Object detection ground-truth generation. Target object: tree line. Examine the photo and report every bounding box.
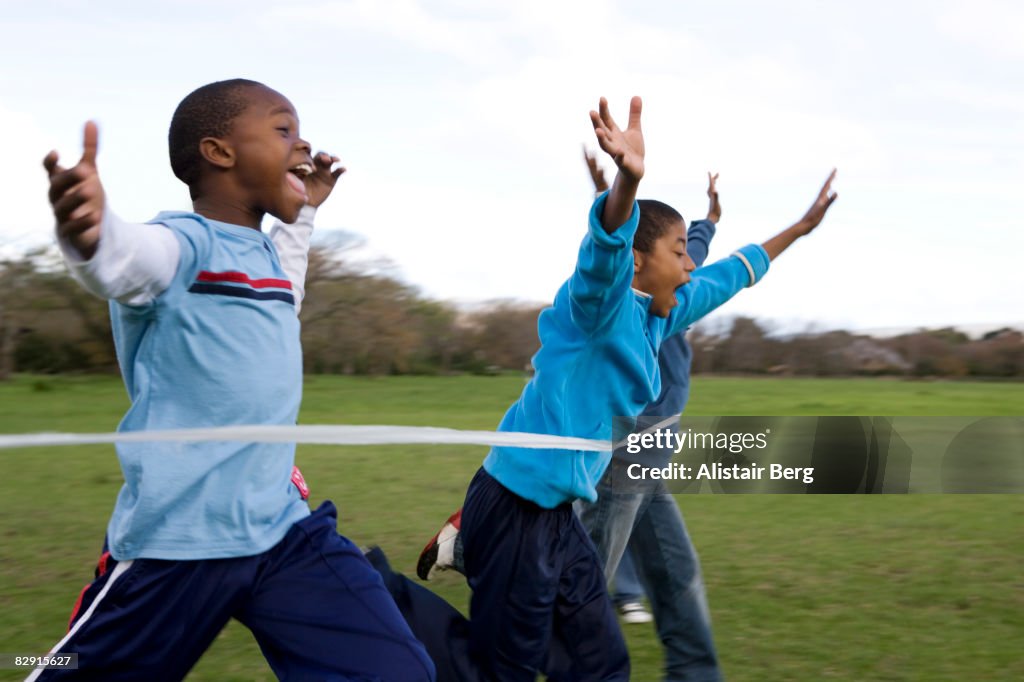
[2,245,1021,379]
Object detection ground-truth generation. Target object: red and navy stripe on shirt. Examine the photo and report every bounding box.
[188,271,294,305]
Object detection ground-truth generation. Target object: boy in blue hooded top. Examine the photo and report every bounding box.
[367,95,838,682]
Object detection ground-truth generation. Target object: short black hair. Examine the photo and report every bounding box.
[168,78,267,187]
[635,199,684,253]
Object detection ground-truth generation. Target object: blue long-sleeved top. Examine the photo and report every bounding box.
[483,193,769,508]
[642,218,715,420]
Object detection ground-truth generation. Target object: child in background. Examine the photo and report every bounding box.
[34,79,433,681]
[579,149,725,681]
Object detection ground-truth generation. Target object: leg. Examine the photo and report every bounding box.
[612,545,645,607]
[614,544,654,624]
[630,489,721,682]
[31,552,246,681]
[545,514,630,682]
[576,457,654,582]
[240,501,436,682]
[460,469,560,681]
[462,468,628,681]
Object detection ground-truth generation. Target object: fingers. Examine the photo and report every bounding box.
[80,121,99,166]
[626,96,642,132]
[590,113,614,155]
[52,187,92,220]
[46,121,101,204]
[52,175,102,222]
[47,164,94,205]
[313,151,337,168]
[707,171,719,191]
[313,151,346,181]
[819,169,838,208]
[43,151,64,177]
[590,99,620,157]
[598,97,616,131]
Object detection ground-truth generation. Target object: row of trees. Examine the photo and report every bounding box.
[2,245,1021,378]
[689,318,1023,378]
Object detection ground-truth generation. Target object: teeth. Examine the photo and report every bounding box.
[290,163,314,177]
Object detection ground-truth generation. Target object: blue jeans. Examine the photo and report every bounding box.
[612,544,646,606]
[577,458,722,682]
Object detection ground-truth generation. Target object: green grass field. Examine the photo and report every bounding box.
[1,374,1022,680]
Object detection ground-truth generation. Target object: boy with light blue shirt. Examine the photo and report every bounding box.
[35,79,434,681]
[369,96,837,681]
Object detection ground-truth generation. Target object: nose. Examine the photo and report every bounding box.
[296,137,311,154]
[683,253,696,273]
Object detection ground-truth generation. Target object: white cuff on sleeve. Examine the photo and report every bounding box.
[732,250,756,287]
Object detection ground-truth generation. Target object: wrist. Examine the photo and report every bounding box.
[791,220,812,236]
[70,231,100,261]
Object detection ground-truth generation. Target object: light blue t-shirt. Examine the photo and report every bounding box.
[106,212,309,560]
[483,193,770,508]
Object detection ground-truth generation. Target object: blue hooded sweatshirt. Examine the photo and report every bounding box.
[483,193,769,508]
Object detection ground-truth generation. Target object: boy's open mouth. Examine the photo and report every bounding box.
[286,162,314,197]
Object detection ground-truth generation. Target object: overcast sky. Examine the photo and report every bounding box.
[1,0,1021,333]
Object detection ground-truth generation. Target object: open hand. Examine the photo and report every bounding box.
[305,151,346,208]
[43,122,105,260]
[582,145,609,193]
[796,169,838,234]
[706,172,721,223]
[590,96,644,182]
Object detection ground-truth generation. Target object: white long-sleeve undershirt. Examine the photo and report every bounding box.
[60,205,317,314]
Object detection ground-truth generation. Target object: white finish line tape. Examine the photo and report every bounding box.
[0,424,613,451]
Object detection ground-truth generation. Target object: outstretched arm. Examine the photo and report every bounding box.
[706,172,721,224]
[686,172,721,268]
[761,170,838,261]
[43,122,104,261]
[270,151,345,313]
[582,145,610,194]
[44,122,180,305]
[590,96,644,233]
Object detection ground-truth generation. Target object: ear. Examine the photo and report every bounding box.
[632,248,644,274]
[198,136,235,170]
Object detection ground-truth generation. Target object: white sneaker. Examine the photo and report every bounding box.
[618,601,653,624]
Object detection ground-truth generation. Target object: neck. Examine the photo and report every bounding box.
[191,196,264,230]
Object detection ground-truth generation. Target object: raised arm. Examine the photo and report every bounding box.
[686,172,721,268]
[706,171,721,224]
[590,96,644,233]
[664,170,837,337]
[582,145,610,194]
[761,170,838,261]
[270,151,344,313]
